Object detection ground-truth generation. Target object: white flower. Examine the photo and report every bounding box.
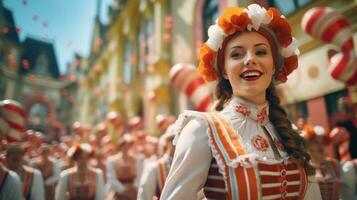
[281,37,300,57]
[314,126,325,136]
[207,24,227,51]
[244,4,272,31]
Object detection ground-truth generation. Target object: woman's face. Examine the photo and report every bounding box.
[223,31,275,104]
[75,153,89,166]
[308,136,326,158]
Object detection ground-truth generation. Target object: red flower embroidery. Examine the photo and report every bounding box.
[257,107,267,124]
[251,135,269,152]
[235,104,251,116]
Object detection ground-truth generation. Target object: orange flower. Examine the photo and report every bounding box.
[266,8,281,24]
[218,7,248,35]
[231,12,252,32]
[198,43,218,82]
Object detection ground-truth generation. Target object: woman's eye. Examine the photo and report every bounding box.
[256,50,267,56]
[231,51,244,58]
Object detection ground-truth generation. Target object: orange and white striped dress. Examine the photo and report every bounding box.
[161,97,322,200]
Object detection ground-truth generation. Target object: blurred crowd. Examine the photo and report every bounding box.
[1,98,357,200]
[0,99,177,200]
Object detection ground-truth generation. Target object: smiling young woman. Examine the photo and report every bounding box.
[160,4,322,200]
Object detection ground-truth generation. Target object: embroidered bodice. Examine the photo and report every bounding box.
[162,96,317,200]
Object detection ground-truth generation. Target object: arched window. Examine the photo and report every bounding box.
[202,0,219,41]
[123,40,132,84]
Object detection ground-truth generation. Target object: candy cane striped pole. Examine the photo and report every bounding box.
[302,7,357,85]
[0,100,26,142]
[170,63,213,111]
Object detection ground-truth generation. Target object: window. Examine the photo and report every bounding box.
[202,0,219,41]
[325,89,348,115]
[137,18,154,74]
[29,103,48,125]
[123,40,132,84]
[35,53,49,76]
[269,0,312,16]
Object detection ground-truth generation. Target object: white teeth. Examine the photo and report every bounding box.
[241,71,261,78]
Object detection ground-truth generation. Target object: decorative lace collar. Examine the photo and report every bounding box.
[224,96,269,125]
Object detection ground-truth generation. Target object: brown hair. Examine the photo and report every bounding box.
[214,31,315,175]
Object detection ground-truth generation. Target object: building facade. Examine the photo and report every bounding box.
[0,1,77,140]
[78,0,357,134]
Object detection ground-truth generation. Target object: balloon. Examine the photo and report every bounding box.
[169,63,212,111]
[301,7,357,85]
[0,100,26,141]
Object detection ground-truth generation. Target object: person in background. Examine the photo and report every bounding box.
[0,123,24,200]
[31,143,61,200]
[55,143,105,200]
[106,134,138,200]
[342,159,357,196]
[302,125,355,199]
[137,130,176,200]
[6,143,45,200]
[0,163,24,200]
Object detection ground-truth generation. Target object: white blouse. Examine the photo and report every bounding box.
[160,96,322,200]
[55,167,105,200]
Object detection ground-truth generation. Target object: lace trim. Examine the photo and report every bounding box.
[172,111,206,145]
[205,118,229,191]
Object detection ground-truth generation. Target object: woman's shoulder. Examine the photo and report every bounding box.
[60,167,76,178]
[170,110,211,145]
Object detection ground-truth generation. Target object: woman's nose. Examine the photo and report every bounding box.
[244,52,257,66]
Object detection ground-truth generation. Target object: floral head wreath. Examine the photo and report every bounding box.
[198,4,300,83]
[67,143,94,159]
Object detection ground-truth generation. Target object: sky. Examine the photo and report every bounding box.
[3,0,113,74]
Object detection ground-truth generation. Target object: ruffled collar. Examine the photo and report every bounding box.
[223,96,269,125]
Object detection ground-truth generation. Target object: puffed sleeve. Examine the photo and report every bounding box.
[160,114,212,200]
[107,158,126,193]
[137,162,158,200]
[1,170,25,200]
[55,170,69,200]
[45,160,61,185]
[95,169,105,200]
[31,168,45,200]
[304,176,322,200]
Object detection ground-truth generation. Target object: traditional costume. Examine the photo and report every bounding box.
[0,164,24,200]
[302,126,356,199]
[21,165,45,200]
[137,154,172,200]
[55,143,105,200]
[55,167,105,200]
[32,156,61,200]
[161,98,321,199]
[106,134,138,200]
[161,4,322,200]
